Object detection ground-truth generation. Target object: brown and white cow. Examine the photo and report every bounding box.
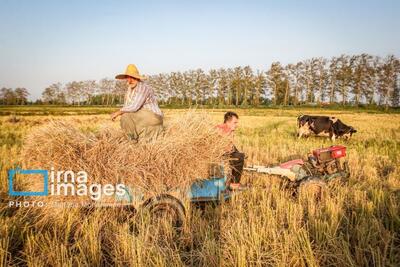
[297,115,357,140]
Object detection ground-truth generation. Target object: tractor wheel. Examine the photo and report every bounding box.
[298,178,327,201]
[138,194,186,235]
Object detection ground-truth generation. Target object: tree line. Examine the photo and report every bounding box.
[0,88,30,105]
[1,54,399,109]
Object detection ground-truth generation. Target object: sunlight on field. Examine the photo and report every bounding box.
[1,108,399,266]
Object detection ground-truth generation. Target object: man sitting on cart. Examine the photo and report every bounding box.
[111,64,164,143]
[216,111,245,190]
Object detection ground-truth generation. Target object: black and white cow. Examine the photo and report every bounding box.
[297,115,357,140]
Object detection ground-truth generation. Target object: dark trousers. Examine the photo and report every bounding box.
[228,146,245,183]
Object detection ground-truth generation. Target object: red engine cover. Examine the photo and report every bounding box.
[313,145,346,159]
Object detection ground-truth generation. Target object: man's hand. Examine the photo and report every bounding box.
[111,110,123,121]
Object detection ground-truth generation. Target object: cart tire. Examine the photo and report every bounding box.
[298,178,327,201]
[141,194,186,230]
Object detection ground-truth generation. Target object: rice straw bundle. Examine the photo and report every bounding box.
[21,112,230,203]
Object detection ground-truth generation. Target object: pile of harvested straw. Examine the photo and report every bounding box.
[21,113,230,200]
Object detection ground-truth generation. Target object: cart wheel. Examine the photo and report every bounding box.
[140,194,186,232]
[298,178,326,201]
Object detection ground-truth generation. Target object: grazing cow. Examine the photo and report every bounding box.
[297,115,357,140]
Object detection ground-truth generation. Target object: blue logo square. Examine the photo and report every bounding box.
[8,168,48,196]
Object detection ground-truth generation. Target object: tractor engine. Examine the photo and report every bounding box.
[308,145,347,175]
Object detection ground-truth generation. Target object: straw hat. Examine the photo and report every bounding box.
[115,64,146,80]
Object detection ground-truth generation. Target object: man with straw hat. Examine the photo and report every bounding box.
[111,64,164,142]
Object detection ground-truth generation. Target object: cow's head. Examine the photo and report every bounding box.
[297,115,309,127]
[343,127,357,140]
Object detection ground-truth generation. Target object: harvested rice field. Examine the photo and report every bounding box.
[1,108,399,266]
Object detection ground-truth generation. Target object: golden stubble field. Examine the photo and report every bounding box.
[0,108,399,267]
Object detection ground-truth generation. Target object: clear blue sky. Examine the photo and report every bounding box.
[0,0,399,100]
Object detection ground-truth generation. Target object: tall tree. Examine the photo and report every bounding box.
[82,80,97,105]
[98,78,115,105]
[266,62,285,105]
[207,69,218,106]
[302,59,317,103]
[286,63,305,105]
[216,68,228,106]
[391,74,400,107]
[377,55,400,110]
[42,85,57,104]
[253,70,266,106]
[229,67,243,106]
[327,57,339,104]
[315,58,328,104]
[241,66,253,107]
[14,88,29,105]
[66,81,82,105]
[0,88,16,105]
[336,55,353,105]
[350,54,375,105]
